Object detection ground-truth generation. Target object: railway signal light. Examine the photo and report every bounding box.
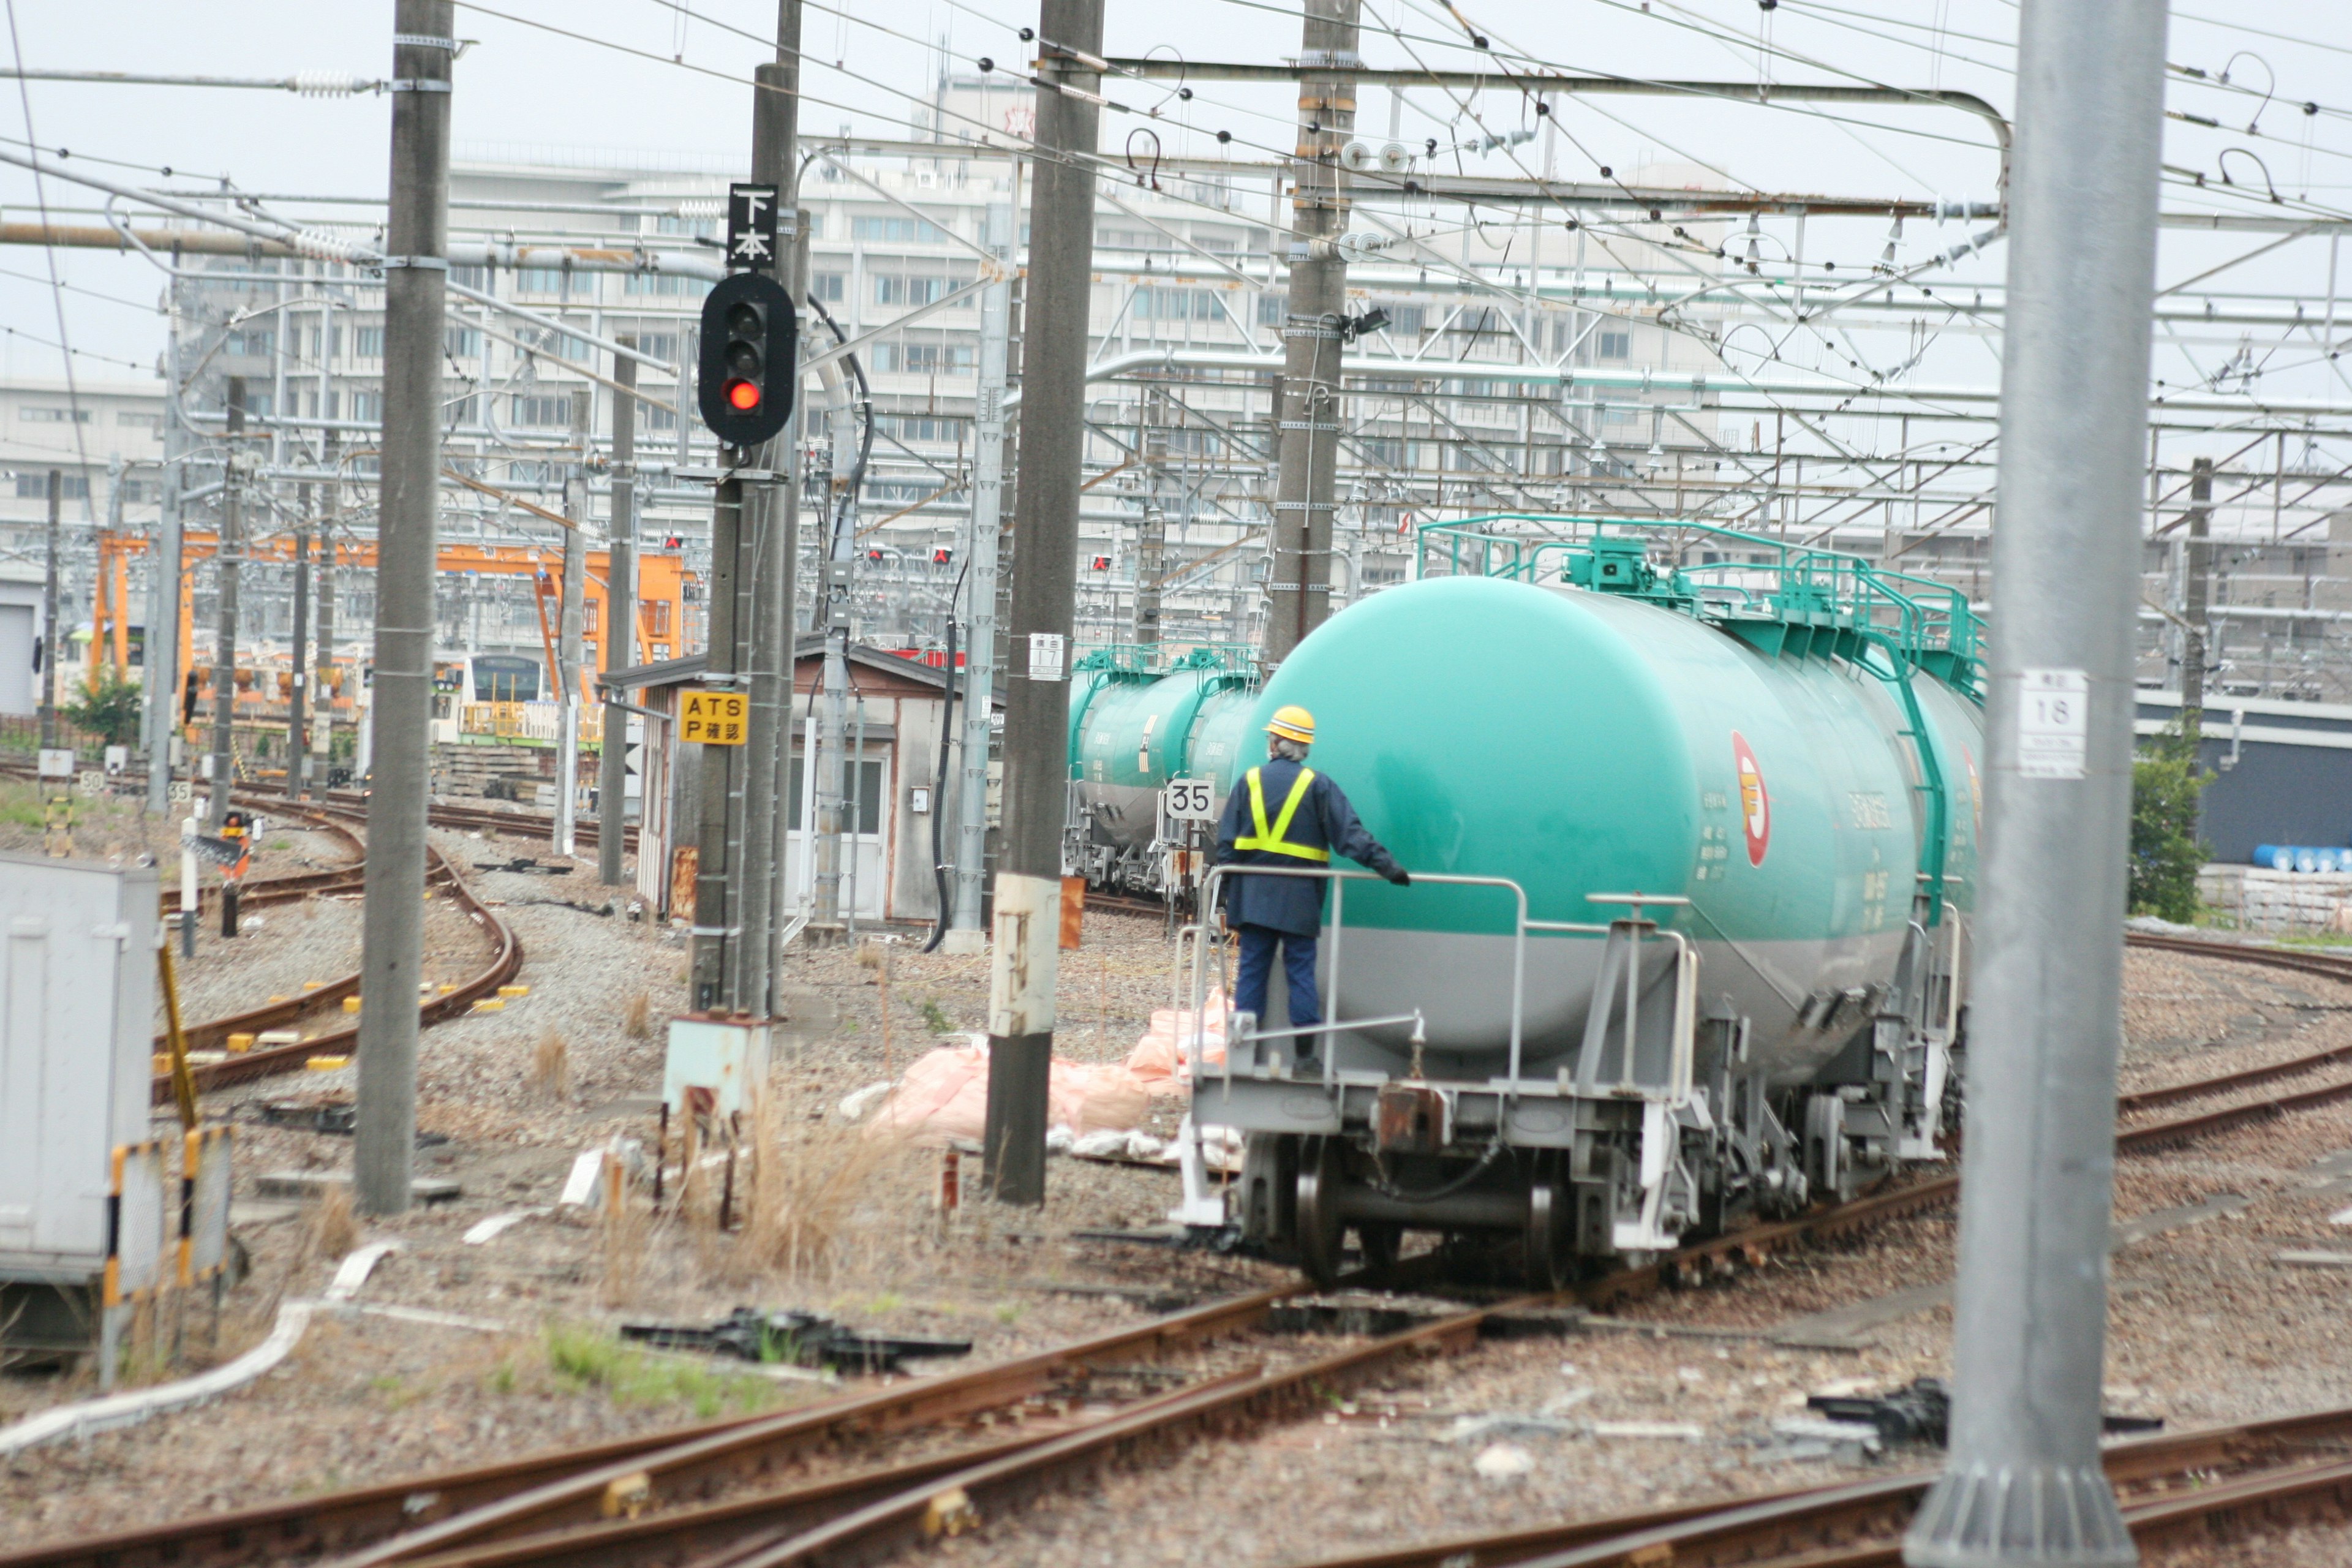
[932,547,952,565]
[1090,555,1112,571]
[696,272,797,448]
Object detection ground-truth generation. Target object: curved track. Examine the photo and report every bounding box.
[154,797,521,1101]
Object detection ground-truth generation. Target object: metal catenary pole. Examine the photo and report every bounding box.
[690,465,746,1008]
[37,467,59,749]
[982,0,1102,1207]
[946,197,1015,950]
[208,380,244,826]
[354,4,454,1219]
[1901,2,2169,1566]
[555,387,589,859]
[288,483,311,799]
[598,341,637,888]
[2180,454,2212,739]
[741,37,802,1011]
[1260,0,1360,669]
[145,276,183,815]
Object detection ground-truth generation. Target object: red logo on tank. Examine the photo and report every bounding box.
[1732,731,1771,866]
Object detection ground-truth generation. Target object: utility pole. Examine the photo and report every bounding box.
[146,277,183,815]
[288,481,311,799]
[983,0,1102,1207]
[208,379,245,827]
[1901,1,2168,1565]
[946,198,1016,951]
[316,432,339,781]
[741,37,803,1009]
[1133,390,1165,645]
[2180,454,2213,739]
[37,469,59,748]
[598,342,638,888]
[690,450,746,1007]
[355,4,454,1220]
[555,386,589,859]
[1261,0,1360,669]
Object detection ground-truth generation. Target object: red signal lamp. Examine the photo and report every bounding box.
[725,379,761,412]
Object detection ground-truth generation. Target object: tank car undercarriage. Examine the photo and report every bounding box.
[1188,913,1962,1289]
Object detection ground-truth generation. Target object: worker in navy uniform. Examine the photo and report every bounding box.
[1215,704,1409,1062]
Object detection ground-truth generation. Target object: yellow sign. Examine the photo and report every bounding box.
[680,688,749,745]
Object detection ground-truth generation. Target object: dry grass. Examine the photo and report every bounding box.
[529,1030,571,1099]
[597,1172,649,1308]
[732,1079,931,1284]
[622,990,653,1040]
[303,1183,358,1263]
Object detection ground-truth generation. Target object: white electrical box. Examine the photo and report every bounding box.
[0,854,158,1271]
[662,1014,772,1120]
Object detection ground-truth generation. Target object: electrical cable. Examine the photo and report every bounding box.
[3,0,95,521]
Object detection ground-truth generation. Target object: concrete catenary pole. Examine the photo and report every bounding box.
[315,432,339,778]
[1260,0,1360,669]
[740,35,802,1011]
[982,0,1101,1206]
[2180,455,2213,739]
[1901,2,2169,1565]
[288,481,311,798]
[355,4,453,1219]
[762,47,807,997]
[208,380,244,827]
[145,277,183,815]
[598,342,637,888]
[946,198,1015,950]
[555,386,589,859]
[37,468,59,749]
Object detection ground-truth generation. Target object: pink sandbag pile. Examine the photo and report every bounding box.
[869,1036,1153,1147]
[1123,989,1230,1095]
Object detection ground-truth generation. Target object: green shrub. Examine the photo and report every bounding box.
[2130,723,2209,922]
[62,668,144,748]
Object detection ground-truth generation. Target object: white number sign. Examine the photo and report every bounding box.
[2016,667,2089,780]
[1163,777,1217,821]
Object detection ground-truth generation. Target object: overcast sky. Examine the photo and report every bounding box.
[6,1,2352,387]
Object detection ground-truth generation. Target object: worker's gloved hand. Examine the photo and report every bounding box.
[1385,866,1411,887]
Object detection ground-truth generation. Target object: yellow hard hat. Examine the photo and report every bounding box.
[1265,705,1316,744]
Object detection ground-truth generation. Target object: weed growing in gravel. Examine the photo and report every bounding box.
[623,990,653,1039]
[303,1183,358,1263]
[919,999,954,1035]
[734,1084,932,1285]
[541,1323,775,1418]
[530,1030,571,1099]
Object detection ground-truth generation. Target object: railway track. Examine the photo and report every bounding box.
[15,923,2351,1568]
[153,797,522,1101]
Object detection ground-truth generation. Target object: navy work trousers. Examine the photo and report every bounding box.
[1234,922,1321,1032]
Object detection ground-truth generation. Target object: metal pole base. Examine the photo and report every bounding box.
[1904,1462,2135,1567]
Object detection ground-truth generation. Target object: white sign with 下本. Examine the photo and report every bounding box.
[1027,632,1066,683]
[2016,667,2089,780]
[1163,777,1217,821]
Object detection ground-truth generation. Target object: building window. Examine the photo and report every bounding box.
[15,473,89,499]
[1257,294,1284,326]
[444,325,482,359]
[810,272,846,303]
[516,266,581,296]
[584,601,600,635]
[1134,287,1221,322]
[641,403,679,432]
[222,328,275,357]
[874,273,965,307]
[618,330,680,363]
[645,600,673,637]
[872,414,969,443]
[852,214,952,244]
[788,754,884,830]
[18,407,90,423]
[624,271,709,298]
[450,265,489,290]
[1597,330,1631,360]
[354,325,386,359]
[349,391,383,423]
[116,410,164,429]
[510,394,573,428]
[871,342,974,375]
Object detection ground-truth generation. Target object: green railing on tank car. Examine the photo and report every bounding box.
[1418,513,1970,924]
[1416,513,1983,692]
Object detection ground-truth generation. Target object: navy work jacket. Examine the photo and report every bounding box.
[1212,755,1400,937]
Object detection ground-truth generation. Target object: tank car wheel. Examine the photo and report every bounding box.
[1295,1136,1347,1289]
[1525,1152,1577,1292]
